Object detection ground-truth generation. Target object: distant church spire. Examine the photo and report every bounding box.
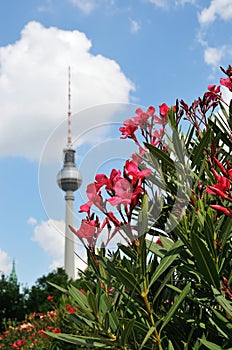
[9,259,18,285]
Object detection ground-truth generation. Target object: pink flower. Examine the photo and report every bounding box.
[210,205,232,216]
[204,85,221,103]
[70,215,109,247]
[107,178,132,206]
[208,84,220,93]
[66,304,76,314]
[119,119,138,141]
[151,128,164,145]
[95,173,109,190]
[52,327,61,333]
[71,220,95,240]
[134,106,154,127]
[220,77,232,90]
[79,183,103,213]
[159,103,170,120]
[206,176,230,197]
[47,295,54,302]
[228,169,232,179]
[94,169,122,193]
[124,160,152,184]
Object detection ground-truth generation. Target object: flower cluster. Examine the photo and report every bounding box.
[206,157,232,216]
[70,159,152,249]
[119,104,170,155]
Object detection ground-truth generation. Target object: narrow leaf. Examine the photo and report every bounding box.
[46,332,113,348]
[191,232,220,288]
[121,319,136,347]
[148,254,178,290]
[212,287,232,317]
[199,338,223,350]
[172,131,185,163]
[145,143,176,170]
[159,283,191,333]
[140,326,156,349]
[115,267,141,294]
[191,128,212,167]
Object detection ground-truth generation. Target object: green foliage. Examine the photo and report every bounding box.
[25,267,70,314]
[0,274,26,332]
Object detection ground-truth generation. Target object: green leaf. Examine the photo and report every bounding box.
[145,143,176,170]
[115,267,141,294]
[159,282,191,333]
[148,253,178,290]
[46,332,114,348]
[137,194,149,237]
[121,318,136,347]
[68,285,91,314]
[87,291,99,317]
[212,287,232,317]
[191,232,220,288]
[48,281,68,294]
[172,131,185,163]
[119,245,137,260]
[140,326,156,349]
[152,267,176,303]
[100,293,119,332]
[146,239,165,258]
[191,128,212,168]
[199,338,223,350]
[209,316,230,339]
[168,340,175,350]
[204,212,216,258]
[140,235,147,280]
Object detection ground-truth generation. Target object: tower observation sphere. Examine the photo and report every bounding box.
[57,148,82,192]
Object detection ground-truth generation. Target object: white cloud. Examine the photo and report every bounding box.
[198,0,232,26]
[148,0,167,9]
[68,0,97,14]
[204,46,225,67]
[0,21,134,161]
[32,219,65,270]
[0,248,12,275]
[175,0,195,5]
[31,218,87,275]
[27,217,38,226]
[148,0,195,9]
[129,19,141,33]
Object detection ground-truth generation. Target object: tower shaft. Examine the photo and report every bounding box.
[64,190,75,279]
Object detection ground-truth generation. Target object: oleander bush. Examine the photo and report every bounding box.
[48,65,232,349]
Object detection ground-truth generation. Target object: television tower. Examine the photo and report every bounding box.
[57,67,82,279]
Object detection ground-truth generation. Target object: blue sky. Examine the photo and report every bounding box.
[0,0,232,287]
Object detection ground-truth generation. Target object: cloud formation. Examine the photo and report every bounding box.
[0,21,134,160]
[148,0,195,9]
[69,0,97,14]
[204,46,226,68]
[31,219,65,270]
[31,218,87,275]
[129,19,141,33]
[0,248,12,275]
[198,0,232,26]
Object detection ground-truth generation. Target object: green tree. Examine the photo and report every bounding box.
[0,274,26,331]
[25,267,70,314]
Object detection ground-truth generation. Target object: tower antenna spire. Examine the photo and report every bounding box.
[67,66,72,146]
